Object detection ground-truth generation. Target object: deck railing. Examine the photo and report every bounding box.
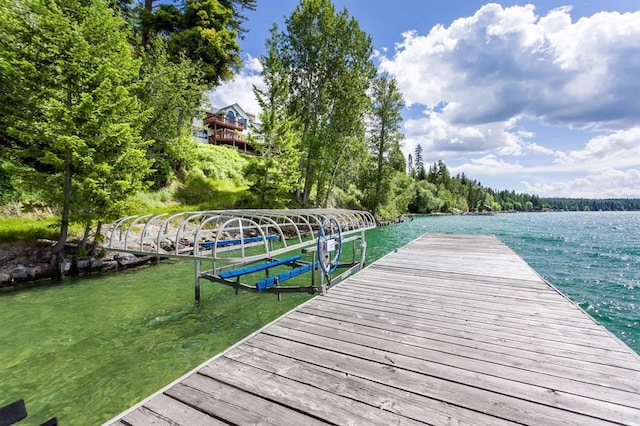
[203,114,244,130]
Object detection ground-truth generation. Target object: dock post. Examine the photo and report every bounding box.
[194,259,201,303]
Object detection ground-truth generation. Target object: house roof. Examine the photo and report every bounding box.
[213,103,250,119]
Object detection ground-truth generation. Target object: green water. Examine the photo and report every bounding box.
[0,262,313,425]
[1,211,639,424]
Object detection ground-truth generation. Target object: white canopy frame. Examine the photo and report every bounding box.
[102,209,377,302]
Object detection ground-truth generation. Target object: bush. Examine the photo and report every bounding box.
[191,144,249,185]
[174,173,248,209]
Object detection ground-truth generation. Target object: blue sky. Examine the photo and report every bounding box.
[209,1,640,198]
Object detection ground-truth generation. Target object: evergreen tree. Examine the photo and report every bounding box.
[137,38,205,187]
[1,0,151,256]
[414,144,426,180]
[137,0,256,86]
[407,153,415,177]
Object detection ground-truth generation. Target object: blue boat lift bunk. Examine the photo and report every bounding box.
[102,209,377,302]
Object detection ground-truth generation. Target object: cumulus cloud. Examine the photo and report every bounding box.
[381,4,640,129]
[206,54,264,115]
[380,3,640,168]
[404,115,525,158]
[521,169,640,198]
[553,127,640,170]
[449,155,525,175]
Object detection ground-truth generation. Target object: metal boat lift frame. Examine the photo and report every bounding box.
[102,209,377,302]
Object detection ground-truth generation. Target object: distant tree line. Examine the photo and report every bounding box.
[536,198,640,212]
[405,146,640,213]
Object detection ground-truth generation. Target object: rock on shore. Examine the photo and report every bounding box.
[0,240,153,287]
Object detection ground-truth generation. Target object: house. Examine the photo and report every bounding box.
[192,103,259,155]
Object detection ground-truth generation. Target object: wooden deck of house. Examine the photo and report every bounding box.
[105,234,640,425]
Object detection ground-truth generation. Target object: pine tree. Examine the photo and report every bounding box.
[1,0,151,257]
[414,144,426,180]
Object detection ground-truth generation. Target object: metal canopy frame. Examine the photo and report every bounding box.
[102,209,377,302]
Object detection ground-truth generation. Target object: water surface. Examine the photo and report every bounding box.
[1,211,638,424]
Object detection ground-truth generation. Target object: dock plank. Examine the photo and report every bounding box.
[258,326,640,422]
[105,234,640,426]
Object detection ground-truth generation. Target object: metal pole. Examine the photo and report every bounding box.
[194,259,201,303]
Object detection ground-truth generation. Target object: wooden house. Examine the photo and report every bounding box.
[192,103,259,155]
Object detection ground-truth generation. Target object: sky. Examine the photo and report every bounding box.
[208,0,640,198]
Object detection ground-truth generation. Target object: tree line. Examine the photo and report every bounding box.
[405,147,640,213]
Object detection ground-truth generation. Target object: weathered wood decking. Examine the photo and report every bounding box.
[106,234,640,425]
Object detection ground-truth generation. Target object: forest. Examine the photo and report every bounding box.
[1,0,638,256]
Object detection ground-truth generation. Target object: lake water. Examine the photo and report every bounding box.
[1,211,638,424]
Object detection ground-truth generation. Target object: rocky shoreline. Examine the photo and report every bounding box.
[0,240,155,287]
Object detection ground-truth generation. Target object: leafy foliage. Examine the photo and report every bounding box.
[277,0,376,206]
[245,25,301,208]
[138,0,256,86]
[361,72,405,217]
[191,143,248,184]
[1,0,151,252]
[138,39,205,187]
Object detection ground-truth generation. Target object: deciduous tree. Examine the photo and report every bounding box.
[363,72,405,217]
[245,25,301,207]
[276,0,376,206]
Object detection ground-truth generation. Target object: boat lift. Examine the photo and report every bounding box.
[101,209,377,302]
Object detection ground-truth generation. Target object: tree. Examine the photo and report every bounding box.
[138,0,256,87]
[1,0,151,257]
[363,72,405,217]
[277,0,376,206]
[408,180,441,213]
[137,38,205,187]
[245,25,301,207]
[414,144,426,180]
[407,153,415,177]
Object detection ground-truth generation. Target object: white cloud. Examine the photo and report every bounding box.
[206,54,264,115]
[382,4,640,128]
[450,155,525,175]
[553,127,640,170]
[403,113,526,160]
[525,142,554,155]
[381,4,640,164]
[521,169,640,198]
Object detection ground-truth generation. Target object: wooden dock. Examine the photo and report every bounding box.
[106,234,640,425]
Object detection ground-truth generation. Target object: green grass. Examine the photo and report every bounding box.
[0,217,66,243]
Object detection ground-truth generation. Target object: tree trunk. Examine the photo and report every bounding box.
[80,221,91,254]
[322,151,344,208]
[51,146,72,278]
[141,0,155,48]
[90,221,102,257]
[52,147,72,255]
[373,126,386,218]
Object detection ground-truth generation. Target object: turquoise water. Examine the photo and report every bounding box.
[1,211,638,424]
